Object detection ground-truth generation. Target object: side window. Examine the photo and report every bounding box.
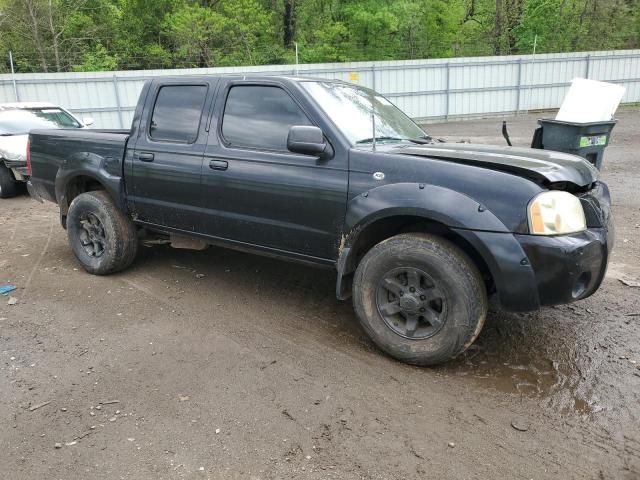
[150,85,207,143]
[222,85,312,151]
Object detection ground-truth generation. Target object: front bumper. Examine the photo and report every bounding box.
[455,225,613,312]
[515,225,613,307]
[3,159,28,181]
[453,182,613,312]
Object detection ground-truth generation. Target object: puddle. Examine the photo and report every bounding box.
[439,308,601,416]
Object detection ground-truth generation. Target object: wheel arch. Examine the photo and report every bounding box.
[57,173,115,228]
[337,214,496,298]
[54,152,126,227]
[336,184,510,300]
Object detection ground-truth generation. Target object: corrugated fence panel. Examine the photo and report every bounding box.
[0,49,638,127]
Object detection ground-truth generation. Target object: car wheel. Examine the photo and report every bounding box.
[67,191,138,275]
[353,233,487,366]
[0,162,19,198]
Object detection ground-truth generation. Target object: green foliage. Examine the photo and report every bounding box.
[161,0,276,67]
[0,0,638,72]
[72,44,118,71]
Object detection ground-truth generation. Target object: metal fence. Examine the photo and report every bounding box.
[1,49,639,128]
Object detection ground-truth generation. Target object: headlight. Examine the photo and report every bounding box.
[528,191,586,235]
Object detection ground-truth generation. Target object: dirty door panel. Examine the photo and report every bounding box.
[129,81,215,230]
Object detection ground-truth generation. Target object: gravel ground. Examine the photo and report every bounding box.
[0,109,639,479]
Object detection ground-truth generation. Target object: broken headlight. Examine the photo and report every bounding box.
[528,191,586,235]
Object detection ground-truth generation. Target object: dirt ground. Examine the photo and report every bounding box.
[1,109,639,480]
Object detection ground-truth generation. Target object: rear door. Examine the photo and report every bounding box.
[129,79,216,231]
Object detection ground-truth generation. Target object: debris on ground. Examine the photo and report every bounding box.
[75,430,95,441]
[173,265,196,273]
[0,285,17,295]
[179,395,190,402]
[7,297,17,306]
[511,419,530,432]
[54,443,62,449]
[448,442,455,448]
[619,277,640,287]
[29,401,51,412]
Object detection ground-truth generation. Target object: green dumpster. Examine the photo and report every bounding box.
[531,119,617,171]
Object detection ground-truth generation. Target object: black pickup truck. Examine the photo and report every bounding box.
[27,75,613,365]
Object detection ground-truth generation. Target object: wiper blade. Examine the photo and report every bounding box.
[356,136,405,144]
[0,133,16,136]
[405,136,434,145]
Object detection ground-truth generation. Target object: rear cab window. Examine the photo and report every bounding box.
[221,85,311,151]
[149,85,208,143]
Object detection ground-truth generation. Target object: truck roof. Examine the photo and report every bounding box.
[148,74,354,86]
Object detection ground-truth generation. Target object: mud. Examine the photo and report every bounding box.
[0,109,639,479]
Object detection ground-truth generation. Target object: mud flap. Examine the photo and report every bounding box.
[336,246,353,300]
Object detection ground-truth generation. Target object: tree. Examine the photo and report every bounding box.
[0,0,637,73]
[162,0,275,67]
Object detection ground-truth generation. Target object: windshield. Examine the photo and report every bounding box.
[301,81,426,146]
[0,108,81,136]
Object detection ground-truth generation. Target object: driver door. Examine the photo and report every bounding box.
[200,80,348,261]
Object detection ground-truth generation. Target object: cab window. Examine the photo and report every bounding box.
[149,85,208,143]
[221,85,311,151]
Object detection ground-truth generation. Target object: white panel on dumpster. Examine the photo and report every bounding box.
[556,78,625,123]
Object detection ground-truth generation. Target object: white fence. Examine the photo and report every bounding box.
[1,50,639,128]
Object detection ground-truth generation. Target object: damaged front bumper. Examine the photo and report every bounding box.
[516,225,613,307]
[456,225,613,312]
[454,183,614,312]
[3,159,28,182]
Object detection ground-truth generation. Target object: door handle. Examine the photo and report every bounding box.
[138,152,154,162]
[209,160,228,171]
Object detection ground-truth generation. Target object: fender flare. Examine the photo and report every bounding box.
[335,183,511,299]
[54,151,126,217]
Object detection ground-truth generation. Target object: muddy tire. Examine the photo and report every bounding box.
[0,162,19,198]
[353,233,487,366]
[67,191,138,275]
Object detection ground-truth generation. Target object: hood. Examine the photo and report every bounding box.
[394,143,599,187]
[0,134,28,162]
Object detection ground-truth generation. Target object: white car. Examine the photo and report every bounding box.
[0,102,93,198]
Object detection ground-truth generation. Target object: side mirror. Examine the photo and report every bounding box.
[82,116,95,127]
[287,126,327,156]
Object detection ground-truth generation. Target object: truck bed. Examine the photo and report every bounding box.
[29,128,130,205]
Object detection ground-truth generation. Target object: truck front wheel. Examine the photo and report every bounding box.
[0,162,19,198]
[352,233,487,366]
[67,191,138,275]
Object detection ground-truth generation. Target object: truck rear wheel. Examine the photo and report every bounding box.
[352,233,487,366]
[66,191,138,275]
[0,163,19,198]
